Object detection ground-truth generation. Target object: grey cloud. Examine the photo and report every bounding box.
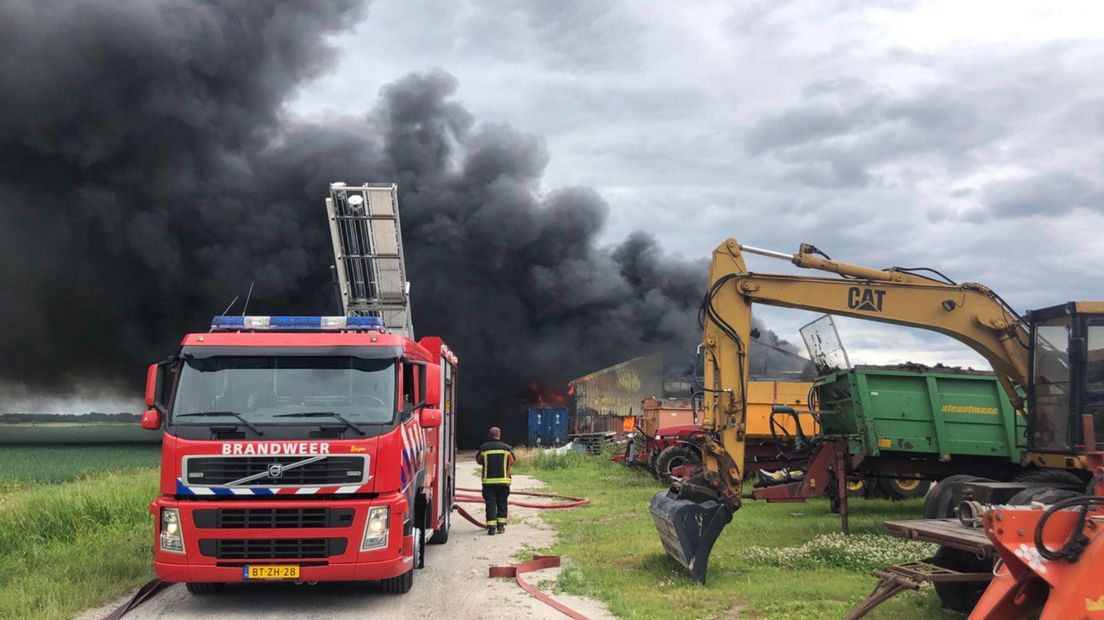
[744,89,996,189]
[745,102,871,155]
[982,171,1103,218]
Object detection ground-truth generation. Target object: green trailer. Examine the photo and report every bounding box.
[816,365,1025,463]
[754,365,1039,516]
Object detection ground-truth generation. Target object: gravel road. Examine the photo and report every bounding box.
[77,456,612,620]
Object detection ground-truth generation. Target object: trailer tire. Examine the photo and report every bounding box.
[654,444,701,480]
[1014,469,1084,487]
[878,477,932,501]
[846,478,872,498]
[379,567,414,594]
[932,546,989,613]
[1008,486,1080,506]
[185,582,224,595]
[923,475,988,519]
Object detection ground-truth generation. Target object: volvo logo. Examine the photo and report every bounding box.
[267,464,284,479]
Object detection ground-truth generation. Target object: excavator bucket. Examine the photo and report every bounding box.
[649,489,733,584]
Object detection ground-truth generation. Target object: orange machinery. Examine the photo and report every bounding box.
[639,381,813,439]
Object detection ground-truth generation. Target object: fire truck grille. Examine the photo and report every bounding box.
[198,537,347,559]
[184,456,366,486]
[193,508,355,529]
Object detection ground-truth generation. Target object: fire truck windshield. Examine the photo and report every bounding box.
[171,356,396,426]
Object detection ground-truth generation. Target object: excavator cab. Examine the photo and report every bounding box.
[1027,302,1104,457]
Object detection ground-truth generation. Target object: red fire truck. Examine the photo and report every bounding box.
[140,183,457,594]
[140,315,458,593]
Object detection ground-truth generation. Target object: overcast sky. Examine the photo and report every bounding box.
[282,0,1104,369]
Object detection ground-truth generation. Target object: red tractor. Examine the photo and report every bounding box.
[622,397,705,480]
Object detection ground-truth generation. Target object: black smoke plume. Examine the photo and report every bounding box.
[0,0,798,446]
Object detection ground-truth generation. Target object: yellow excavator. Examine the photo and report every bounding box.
[650,238,1104,589]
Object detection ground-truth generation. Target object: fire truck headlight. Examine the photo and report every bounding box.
[361,506,390,550]
[160,508,184,553]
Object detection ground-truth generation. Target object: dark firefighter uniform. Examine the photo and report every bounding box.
[476,440,514,533]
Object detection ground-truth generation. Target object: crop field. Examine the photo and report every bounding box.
[517,450,958,620]
[0,444,159,619]
[0,423,158,444]
[0,445,161,493]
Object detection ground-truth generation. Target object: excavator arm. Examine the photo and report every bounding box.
[651,238,1031,584]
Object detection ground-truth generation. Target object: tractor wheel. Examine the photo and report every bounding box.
[878,477,932,501]
[654,444,701,480]
[1008,486,1080,506]
[923,475,989,519]
[932,546,990,613]
[185,582,224,595]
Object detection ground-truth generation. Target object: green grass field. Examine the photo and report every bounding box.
[0,446,159,619]
[518,451,959,620]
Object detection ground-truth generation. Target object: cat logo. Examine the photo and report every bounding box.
[848,287,886,313]
[349,445,368,453]
[1087,595,1104,612]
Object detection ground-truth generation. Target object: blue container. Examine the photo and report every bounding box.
[527,407,569,446]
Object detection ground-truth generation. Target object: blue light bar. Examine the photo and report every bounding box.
[210,315,385,331]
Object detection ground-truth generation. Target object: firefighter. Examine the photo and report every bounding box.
[475,426,515,535]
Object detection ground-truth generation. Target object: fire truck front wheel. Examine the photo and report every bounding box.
[185,582,224,595]
[378,567,413,593]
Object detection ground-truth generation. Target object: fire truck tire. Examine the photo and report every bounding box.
[414,526,426,569]
[923,475,988,519]
[429,486,451,545]
[878,477,932,500]
[379,567,414,593]
[932,546,989,613]
[428,515,450,544]
[185,582,224,595]
[654,444,700,480]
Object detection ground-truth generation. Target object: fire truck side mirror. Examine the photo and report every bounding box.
[140,408,162,430]
[419,407,442,429]
[424,363,442,407]
[145,363,160,408]
[144,359,174,427]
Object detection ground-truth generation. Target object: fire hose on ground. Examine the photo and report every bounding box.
[453,486,592,620]
[452,486,589,528]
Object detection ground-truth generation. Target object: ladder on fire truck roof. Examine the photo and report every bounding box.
[325,182,413,337]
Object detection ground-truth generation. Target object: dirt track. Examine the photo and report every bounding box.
[77,458,612,620]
